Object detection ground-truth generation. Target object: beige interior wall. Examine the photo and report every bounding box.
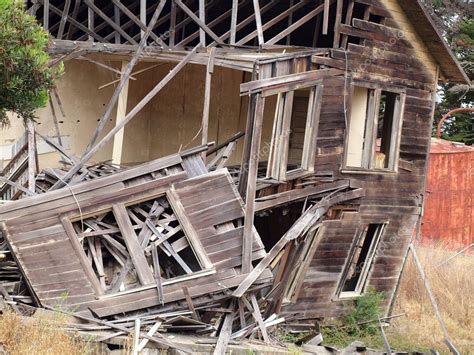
[1,58,276,171]
[0,59,120,170]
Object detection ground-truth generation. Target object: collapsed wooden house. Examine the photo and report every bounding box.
[0,0,469,351]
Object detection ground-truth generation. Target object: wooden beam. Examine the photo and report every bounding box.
[174,0,224,45]
[0,177,36,197]
[341,0,354,48]
[26,121,36,193]
[113,204,155,285]
[51,44,200,190]
[87,0,94,41]
[43,0,49,30]
[41,1,107,43]
[252,0,264,45]
[242,94,265,273]
[249,293,269,343]
[57,0,71,39]
[230,0,238,45]
[236,0,310,46]
[201,48,216,161]
[169,0,177,47]
[84,0,139,45]
[66,0,82,40]
[112,61,130,166]
[114,3,121,44]
[199,0,206,46]
[333,0,343,48]
[233,189,364,297]
[111,0,168,48]
[83,0,167,155]
[140,0,147,39]
[48,95,63,147]
[323,0,330,35]
[213,300,236,355]
[266,1,331,45]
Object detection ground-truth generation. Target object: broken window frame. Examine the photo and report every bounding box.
[61,191,214,296]
[265,80,324,181]
[343,81,405,173]
[283,225,323,303]
[336,222,387,299]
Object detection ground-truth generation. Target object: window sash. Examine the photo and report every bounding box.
[344,83,405,172]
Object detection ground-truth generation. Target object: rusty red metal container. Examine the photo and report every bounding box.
[421,138,474,248]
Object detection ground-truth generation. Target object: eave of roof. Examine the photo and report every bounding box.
[397,0,470,84]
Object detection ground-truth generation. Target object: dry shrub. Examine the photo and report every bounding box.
[389,242,473,353]
[0,310,97,355]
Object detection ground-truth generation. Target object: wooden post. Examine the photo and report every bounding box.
[230,0,238,45]
[201,48,216,161]
[114,3,121,44]
[252,0,264,45]
[170,0,177,47]
[323,0,330,35]
[333,0,343,48]
[43,0,49,30]
[140,0,147,39]
[57,0,71,39]
[88,0,94,41]
[112,62,130,166]
[26,120,37,193]
[199,0,206,46]
[242,94,265,273]
[286,0,294,45]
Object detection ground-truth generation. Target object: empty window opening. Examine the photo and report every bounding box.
[72,195,203,294]
[376,91,397,169]
[254,202,305,252]
[339,223,385,297]
[267,84,322,181]
[288,89,310,171]
[345,85,404,172]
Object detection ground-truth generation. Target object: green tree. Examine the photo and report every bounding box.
[422,0,473,145]
[0,0,62,127]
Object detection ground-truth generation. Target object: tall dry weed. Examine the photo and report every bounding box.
[0,310,97,355]
[389,242,473,353]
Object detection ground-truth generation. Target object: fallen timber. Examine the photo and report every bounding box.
[1,0,469,353]
[0,147,362,352]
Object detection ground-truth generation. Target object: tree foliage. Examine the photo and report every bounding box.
[0,0,62,127]
[421,0,474,145]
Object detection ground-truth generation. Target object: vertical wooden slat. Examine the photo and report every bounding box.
[242,94,265,273]
[113,204,155,285]
[43,0,49,30]
[88,0,94,41]
[341,0,354,48]
[322,0,330,35]
[199,0,206,46]
[333,0,343,48]
[140,0,147,39]
[112,61,130,165]
[26,121,36,192]
[57,0,71,39]
[201,48,217,161]
[252,0,264,45]
[230,0,239,45]
[114,4,121,44]
[170,0,177,47]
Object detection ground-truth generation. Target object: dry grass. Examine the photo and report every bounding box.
[0,310,98,355]
[388,243,474,354]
